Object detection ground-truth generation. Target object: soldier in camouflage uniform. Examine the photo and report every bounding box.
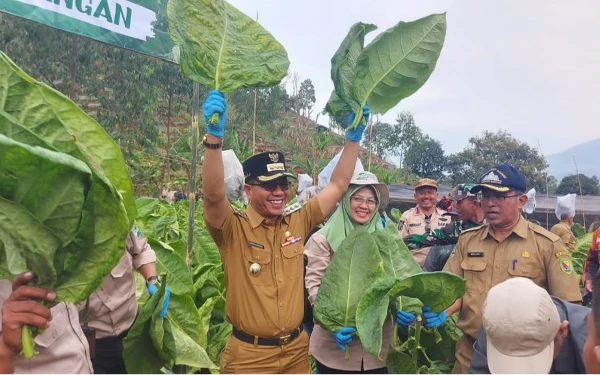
[421,183,485,271]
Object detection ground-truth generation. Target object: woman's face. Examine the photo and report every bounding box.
[349,186,378,225]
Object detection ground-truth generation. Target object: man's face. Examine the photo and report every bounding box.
[244,177,291,220]
[480,189,526,228]
[456,198,477,221]
[584,312,600,374]
[414,187,437,210]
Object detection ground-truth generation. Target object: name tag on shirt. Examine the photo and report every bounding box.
[248,241,264,249]
[467,252,484,257]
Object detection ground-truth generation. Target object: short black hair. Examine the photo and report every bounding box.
[593,273,600,342]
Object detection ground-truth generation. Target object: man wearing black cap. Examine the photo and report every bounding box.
[430,163,582,374]
[199,90,369,374]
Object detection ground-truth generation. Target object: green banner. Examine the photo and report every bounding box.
[0,0,177,63]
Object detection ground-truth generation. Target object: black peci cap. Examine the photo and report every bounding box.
[471,163,526,194]
[242,151,296,183]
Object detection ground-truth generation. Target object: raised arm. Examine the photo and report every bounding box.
[201,90,231,229]
[317,106,368,216]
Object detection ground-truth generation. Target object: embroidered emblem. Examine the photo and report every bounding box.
[521,251,530,258]
[555,251,569,258]
[269,153,279,162]
[481,171,502,184]
[559,258,572,274]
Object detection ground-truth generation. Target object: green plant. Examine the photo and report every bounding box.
[325,15,447,130]
[0,51,133,357]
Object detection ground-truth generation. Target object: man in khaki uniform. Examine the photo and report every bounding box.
[0,272,94,374]
[440,163,581,373]
[200,90,368,373]
[550,194,577,252]
[399,178,450,266]
[82,227,168,374]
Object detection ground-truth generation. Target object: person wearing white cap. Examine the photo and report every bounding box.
[470,277,588,374]
[550,194,577,252]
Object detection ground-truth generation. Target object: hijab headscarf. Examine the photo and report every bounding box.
[317,184,384,252]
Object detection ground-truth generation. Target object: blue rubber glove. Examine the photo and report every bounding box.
[202,89,227,139]
[421,306,446,328]
[346,105,369,142]
[395,310,416,327]
[147,283,171,318]
[332,327,356,352]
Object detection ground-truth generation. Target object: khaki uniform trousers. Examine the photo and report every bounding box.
[220,330,310,374]
[452,334,475,374]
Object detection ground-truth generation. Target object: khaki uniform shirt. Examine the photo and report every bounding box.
[305,233,392,371]
[206,198,324,337]
[0,280,93,374]
[399,207,450,266]
[398,206,449,237]
[550,222,575,251]
[80,230,156,339]
[443,216,581,340]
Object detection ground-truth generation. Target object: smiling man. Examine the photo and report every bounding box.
[439,163,581,374]
[200,90,367,374]
[399,178,450,266]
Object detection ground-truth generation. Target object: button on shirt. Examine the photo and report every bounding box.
[0,280,93,374]
[206,198,324,337]
[80,230,156,338]
[443,216,582,340]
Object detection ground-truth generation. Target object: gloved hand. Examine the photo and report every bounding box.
[147,283,171,318]
[395,310,416,327]
[202,89,227,139]
[422,306,446,328]
[332,327,356,352]
[346,105,369,142]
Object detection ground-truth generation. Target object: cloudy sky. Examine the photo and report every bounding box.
[228,0,600,157]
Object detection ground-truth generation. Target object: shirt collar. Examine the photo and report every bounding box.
[481,215,528,240]
[245,204,287,229]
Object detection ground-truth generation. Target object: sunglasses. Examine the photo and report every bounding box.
[248,181,290,192]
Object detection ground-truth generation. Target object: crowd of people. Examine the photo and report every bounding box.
[1,89,600,375]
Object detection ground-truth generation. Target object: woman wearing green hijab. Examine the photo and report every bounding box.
[305,171,390,374]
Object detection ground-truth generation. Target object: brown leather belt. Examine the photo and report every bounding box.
[232,326,303,346]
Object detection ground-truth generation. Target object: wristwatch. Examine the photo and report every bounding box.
[203,134,222,149]
[146,275,159,285]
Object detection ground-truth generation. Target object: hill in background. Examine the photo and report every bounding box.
[546,138,600,180]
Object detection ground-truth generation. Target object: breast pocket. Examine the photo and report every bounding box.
[243,245,273,286]
[507,260,540,281]
[461,258,488,294]
[109,252,134,296]
[281,242,303,279]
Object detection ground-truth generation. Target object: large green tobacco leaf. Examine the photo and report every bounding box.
[331,22,377,116]
[313,228,386,332]
[387,348,417,374]
[124,278,169,373]
[148,238,193,295]
[0,51,136,225]
[0,134,91,246]
[168,0,289,91]
[193,226,222,265]
[324,90,351,118]
[0,198,60,287]
[352,13,446,122]
[356,272,464,357]
[207,321,232,365]
[372,230,421,279]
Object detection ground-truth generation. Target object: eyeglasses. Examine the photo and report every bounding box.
[480,193,521,203]
[351,196,378,207]
[248,181,290,192]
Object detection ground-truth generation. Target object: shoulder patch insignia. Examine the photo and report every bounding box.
[232,206,247,219]
[559,258,573,274]
[555,251,569,258]
[283,202,303,216]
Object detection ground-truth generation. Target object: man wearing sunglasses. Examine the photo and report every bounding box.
[438,163,582,374]
[199,90,368,374]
